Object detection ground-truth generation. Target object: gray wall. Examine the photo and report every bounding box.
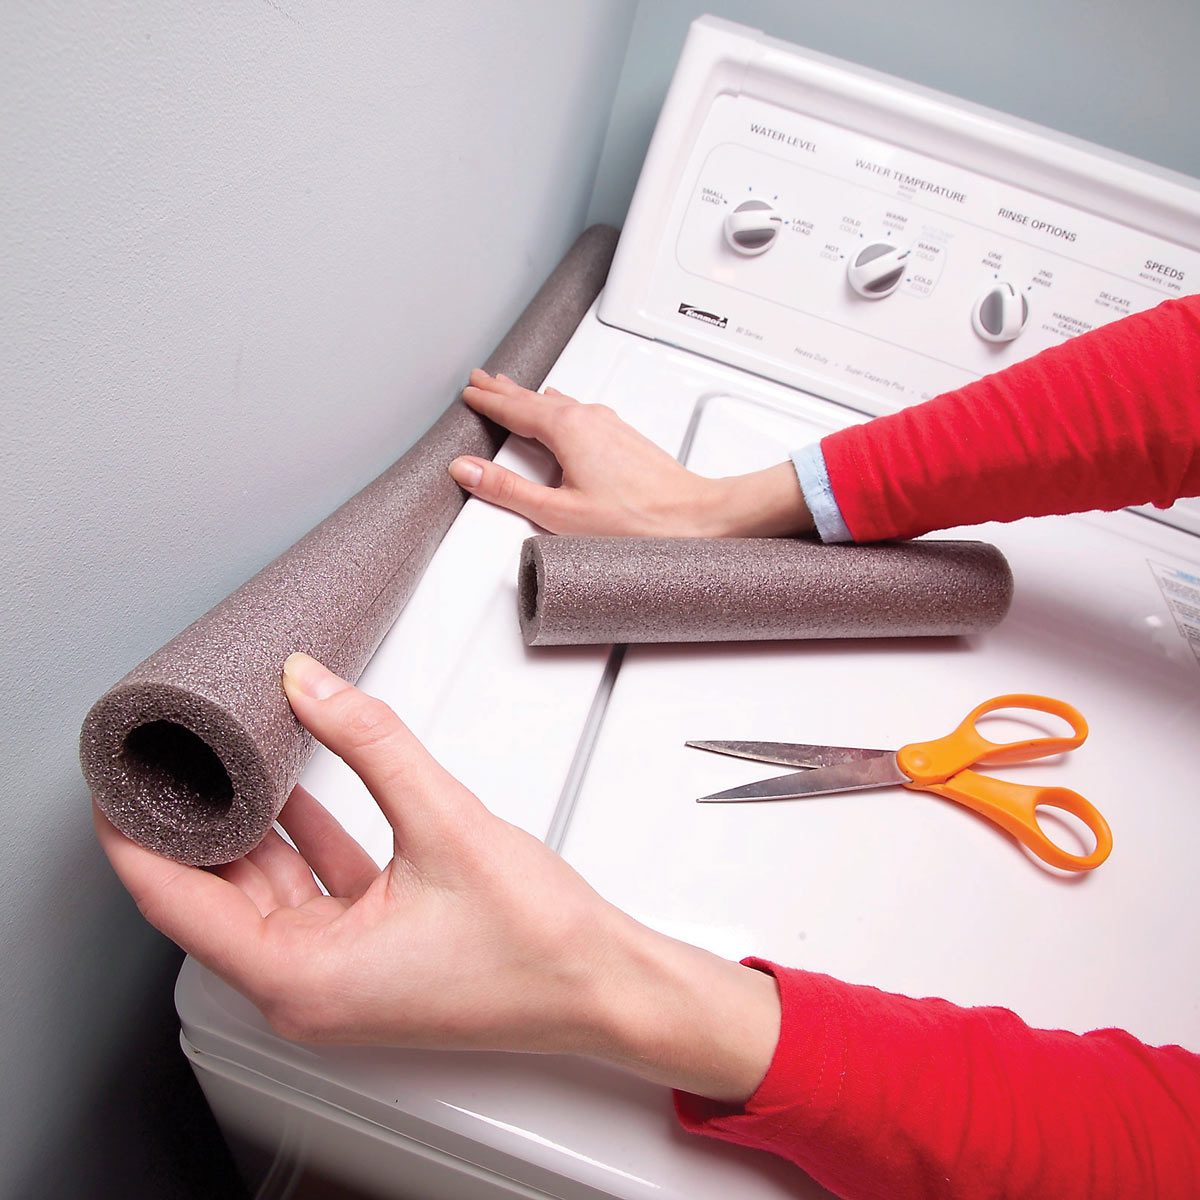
[588,0,1200,227]
[0,2,634,1195]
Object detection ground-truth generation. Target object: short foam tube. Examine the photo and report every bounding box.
[518,535,1014,646]
[81,226,618,866]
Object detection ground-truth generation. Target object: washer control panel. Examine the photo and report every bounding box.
[626,93,1199,407]
[602,15,1200,424]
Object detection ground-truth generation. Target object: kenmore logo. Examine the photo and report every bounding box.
[678,303,728,329]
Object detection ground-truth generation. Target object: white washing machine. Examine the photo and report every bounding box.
[176,17,1200,1200]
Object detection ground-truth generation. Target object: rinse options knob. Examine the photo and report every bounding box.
[723,199,783,256]
[847,242,910,298]
[972,282,1030,342]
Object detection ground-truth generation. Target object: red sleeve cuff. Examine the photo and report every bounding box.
[673,958,845,1158]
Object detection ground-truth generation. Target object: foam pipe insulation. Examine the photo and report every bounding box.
[518,535,1014,646]
[81,225,618,866]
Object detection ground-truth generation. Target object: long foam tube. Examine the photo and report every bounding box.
[518,535,1014,646]
[81,226,618,866]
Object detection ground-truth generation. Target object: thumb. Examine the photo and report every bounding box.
[281,654,475,851]
[448,456,567,528]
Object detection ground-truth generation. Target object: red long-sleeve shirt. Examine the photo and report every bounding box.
[676,295,1200,1197]
[678,961,1200,1199]
[824,294,1200,542]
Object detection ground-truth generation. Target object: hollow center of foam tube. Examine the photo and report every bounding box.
[518,552,541,627]
[122,720,234,823]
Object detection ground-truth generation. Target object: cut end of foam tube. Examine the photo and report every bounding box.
[81,680,287,866]
[517,539,546,644]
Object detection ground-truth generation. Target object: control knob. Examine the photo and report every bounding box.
[847,242,910,299]
[723,199,783,256]
[972,282,1029,343]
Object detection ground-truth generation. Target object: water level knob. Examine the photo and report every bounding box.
[847,242,910,299]
[972,282,1030,342]
[723,200,783,256]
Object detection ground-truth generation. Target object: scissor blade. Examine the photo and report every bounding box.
[697,753,908,803]
[686,740,892,769]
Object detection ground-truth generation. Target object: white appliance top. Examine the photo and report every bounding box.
[180,315,1200,1200]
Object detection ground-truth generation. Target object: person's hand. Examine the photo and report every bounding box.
[95,652,780,1103]
[448,370,813,537]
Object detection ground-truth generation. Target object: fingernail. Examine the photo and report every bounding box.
[449,457,483,488]
[283,653,348,701]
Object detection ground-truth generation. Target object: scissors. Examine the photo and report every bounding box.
[688,694,1112,872]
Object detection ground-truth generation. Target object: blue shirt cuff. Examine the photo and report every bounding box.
[790,443,853,543]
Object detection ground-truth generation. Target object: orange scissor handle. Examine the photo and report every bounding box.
[913,771,1113,872]
[897,694,1088,785]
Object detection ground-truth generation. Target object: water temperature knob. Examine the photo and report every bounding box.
[723,199,783,256]
[972,282,1029,343]
[847,241,910,298]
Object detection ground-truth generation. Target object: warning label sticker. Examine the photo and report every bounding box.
[1150,561,1200,666]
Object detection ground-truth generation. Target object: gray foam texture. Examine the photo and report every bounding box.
[82,225,618,866]
[518,536,1014,646]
